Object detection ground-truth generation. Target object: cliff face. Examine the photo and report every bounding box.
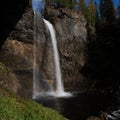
[44,8,88,90]
[0,5,88,97]
[9,8,34,43]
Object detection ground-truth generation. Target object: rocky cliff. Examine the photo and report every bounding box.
[44,8,88,90]
[0,4,88,97]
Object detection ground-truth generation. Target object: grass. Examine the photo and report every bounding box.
[0,59,65,120]
[0,96,65,120]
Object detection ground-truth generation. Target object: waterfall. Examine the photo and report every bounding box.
[32,0,71,99]
[43,19,64,95]
[43,19,71,97]
[33,11,37,99]
[33,12,53,99]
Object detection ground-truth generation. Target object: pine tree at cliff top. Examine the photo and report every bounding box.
[100,0,116,24]
[87,0,96,27]
[117,0,120,18]
[79,0,87,17]
[69,0,76,9]
[95,2,100,31]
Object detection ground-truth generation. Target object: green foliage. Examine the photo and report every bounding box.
[78,0,98,27]
[87,0,96,27]
[117,2,120,18]
[100,0,104,22]
[0,96,65,120]
[0,63,64,120]
[94,2,100,31]
[55,0,70,8]
[44,0,117,27]
[100,0,116,24]
[79,0,87,17]
[45,0,51,7]
[69,0,76,9]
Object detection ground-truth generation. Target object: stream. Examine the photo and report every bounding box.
[35,91,120,120]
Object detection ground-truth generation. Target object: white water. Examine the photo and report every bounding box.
[43,19,71,97]
[33,12,53,99]
[32,0,71,99]
[33,11,37,99]
[33,11,42,99]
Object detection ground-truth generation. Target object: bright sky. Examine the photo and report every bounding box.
[32,0,44,12]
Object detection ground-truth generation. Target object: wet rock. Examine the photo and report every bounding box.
[87,112,108,120]
[108,110,120,120]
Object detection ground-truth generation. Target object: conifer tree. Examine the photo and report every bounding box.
[100,0,105,22]
[100,0,115,24]
[69,0,76,9]
[117,0,120,18]
[87,0,96,26]
[79,0,87,17]
[95,2,100,30]
[56,0,69,8]
[45,0,52,7]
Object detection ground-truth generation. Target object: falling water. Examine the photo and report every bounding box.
[33,11,42,99]
[32,0,71,98]
[33,12,53,99]
[32,0,51,99]
[43,19,71,97]
[33,11,37,99]
[43,19,64,95]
